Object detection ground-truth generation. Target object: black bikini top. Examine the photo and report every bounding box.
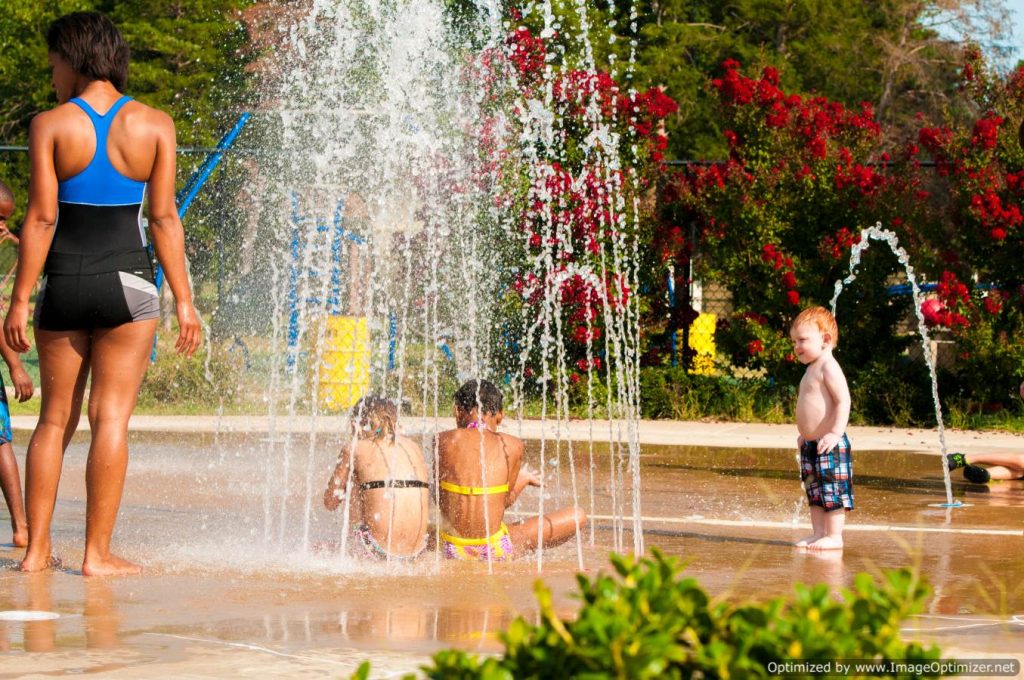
[359,479,429,491]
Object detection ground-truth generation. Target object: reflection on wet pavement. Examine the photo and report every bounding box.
[0,431,1021,674]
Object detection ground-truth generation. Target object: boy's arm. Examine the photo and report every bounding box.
[324,443,355,511]
[817,360,852,454]
[0,322,32,401]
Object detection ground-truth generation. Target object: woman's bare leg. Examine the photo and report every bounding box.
[508,506,587,553]
[20,330,90,571]
[82,319,157,577]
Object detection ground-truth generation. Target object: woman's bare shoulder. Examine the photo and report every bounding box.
[120,99,175,133]
[30,105,76,132]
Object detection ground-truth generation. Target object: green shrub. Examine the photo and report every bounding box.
[639,366,794,423]
[359,550,943,679]
[849,358,936,427]
[138,332,252,412]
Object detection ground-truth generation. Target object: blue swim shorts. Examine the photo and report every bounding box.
[800,434,854,511]
[0,371,11,445]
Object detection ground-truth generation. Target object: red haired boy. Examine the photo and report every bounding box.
[790,306,852,550]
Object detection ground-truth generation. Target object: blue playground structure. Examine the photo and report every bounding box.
[286,195,365,371]
[151,113,250,361]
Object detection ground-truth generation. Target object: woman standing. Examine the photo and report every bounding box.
[4,12,200,575]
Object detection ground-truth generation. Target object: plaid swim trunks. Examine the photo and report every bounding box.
[800,434,854,511]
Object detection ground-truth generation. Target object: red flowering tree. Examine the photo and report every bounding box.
[484,20,677,392]
[907,46,1024,404]
[654,51,1024,413]
[659,59,917,379]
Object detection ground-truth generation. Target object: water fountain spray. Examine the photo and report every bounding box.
[830,222,960,508]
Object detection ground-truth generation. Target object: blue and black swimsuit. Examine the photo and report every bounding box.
[34,95,160,331]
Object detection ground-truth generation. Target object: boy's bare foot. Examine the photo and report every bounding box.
[807,535,843,551]
[82,554,142,577]
[794,534,821,548]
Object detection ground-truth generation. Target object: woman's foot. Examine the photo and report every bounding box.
[963,464,991,484]
[82,554,142,577]
[19,553,62,572]
[11,528,28,548]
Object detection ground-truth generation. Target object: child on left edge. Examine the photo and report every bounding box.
[0,180,33,547]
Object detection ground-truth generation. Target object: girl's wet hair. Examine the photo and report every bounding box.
[453,379,503,415]
[352,395,398,442]
[47,12,130,91]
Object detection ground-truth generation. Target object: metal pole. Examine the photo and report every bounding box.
[667,266,676,366]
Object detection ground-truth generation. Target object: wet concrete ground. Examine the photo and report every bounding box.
[1,429,1022,677]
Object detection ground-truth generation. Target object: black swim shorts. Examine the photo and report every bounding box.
[34,249,160,331]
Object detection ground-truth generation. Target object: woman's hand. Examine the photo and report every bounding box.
[174,299,201,356]
[9,365,33,401]
[3,301,31,353]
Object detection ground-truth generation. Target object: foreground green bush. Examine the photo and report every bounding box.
[356,550,942,679]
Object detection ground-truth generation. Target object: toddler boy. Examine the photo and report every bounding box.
[790,306,852,551]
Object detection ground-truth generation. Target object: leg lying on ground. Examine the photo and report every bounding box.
[960,453,1024,482]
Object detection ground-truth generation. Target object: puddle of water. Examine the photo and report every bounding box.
[1,431,1021,672]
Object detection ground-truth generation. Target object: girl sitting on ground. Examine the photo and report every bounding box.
[324,396,429,561]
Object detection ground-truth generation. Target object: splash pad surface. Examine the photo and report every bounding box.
[2,425,1023,676]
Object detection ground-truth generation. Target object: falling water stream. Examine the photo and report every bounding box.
[242,0,646,569]
[830,222,957,507]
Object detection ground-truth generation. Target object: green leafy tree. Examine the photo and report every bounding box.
[588,0,1009,160]
[103,0,254,147]
[0,0,254,219]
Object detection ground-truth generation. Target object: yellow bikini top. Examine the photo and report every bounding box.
[439,480,510,496]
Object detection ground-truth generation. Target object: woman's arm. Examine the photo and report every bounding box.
[146,110,201,356]
[3,115,58,352]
